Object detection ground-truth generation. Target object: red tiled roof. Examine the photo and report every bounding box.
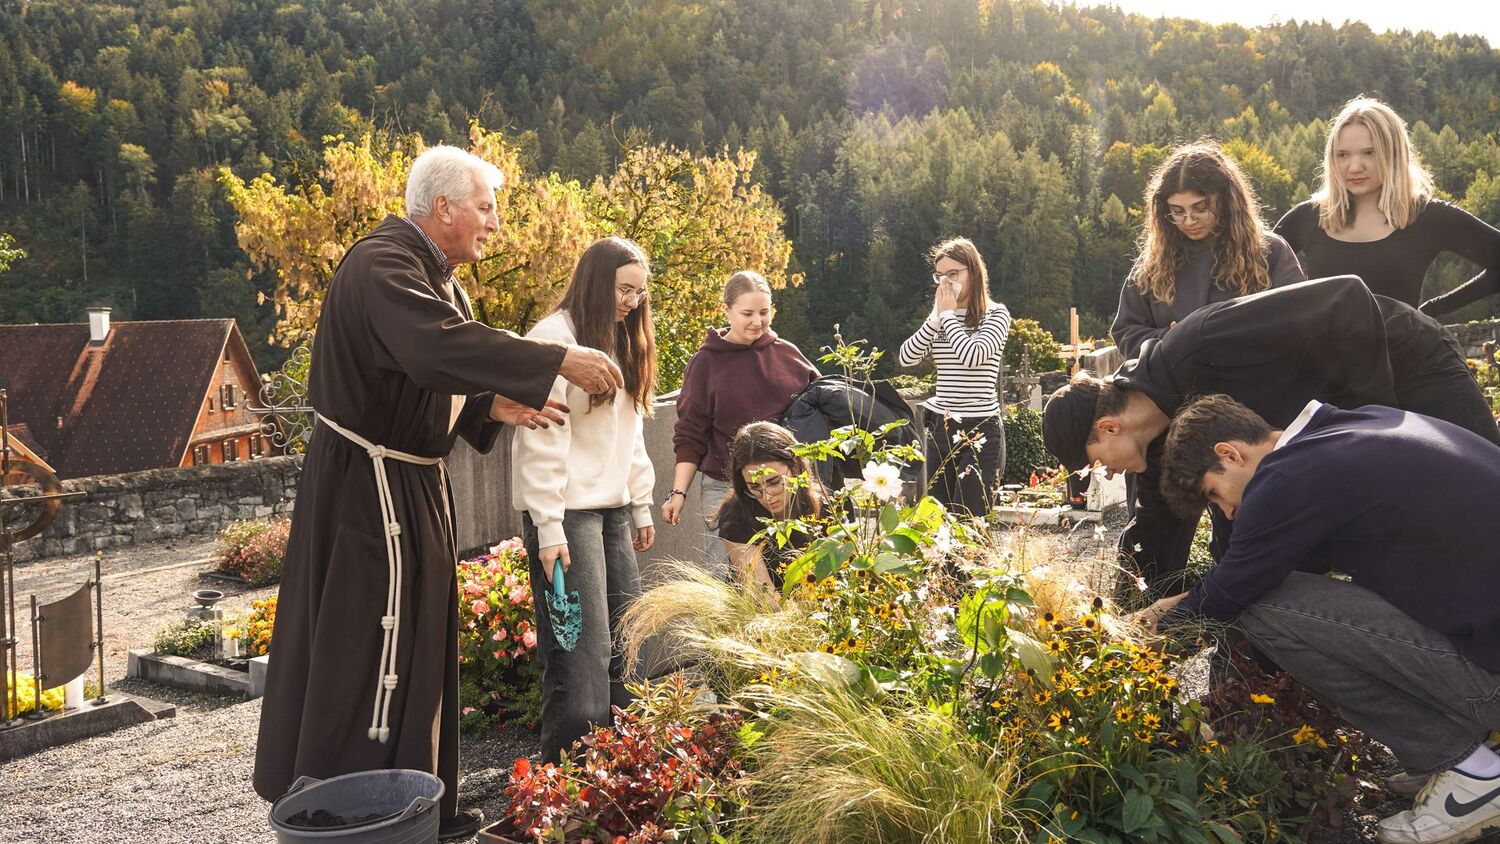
[0,319,251,479]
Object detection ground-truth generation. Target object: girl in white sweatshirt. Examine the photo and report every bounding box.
[511,236,657,760]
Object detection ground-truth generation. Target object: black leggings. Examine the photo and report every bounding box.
[924,413,1005,518]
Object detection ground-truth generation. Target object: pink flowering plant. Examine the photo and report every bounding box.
[214,515,291,586]
[457,537,543,732]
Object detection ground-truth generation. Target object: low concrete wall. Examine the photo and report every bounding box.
[5,457,299,564]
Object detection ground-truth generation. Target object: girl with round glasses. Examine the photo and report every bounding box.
[715,422,825,591]
[1273,96,1500,316]
[898,236,1012,518]
[1112,140,1305,359]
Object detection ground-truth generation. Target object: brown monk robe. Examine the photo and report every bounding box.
[253,216,566,816]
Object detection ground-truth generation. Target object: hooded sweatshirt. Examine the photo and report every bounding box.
[672,327,819,481]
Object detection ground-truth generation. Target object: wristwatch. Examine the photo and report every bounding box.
[663,489,687,505]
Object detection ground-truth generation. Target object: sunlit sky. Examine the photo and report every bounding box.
[1085,1,1500,46]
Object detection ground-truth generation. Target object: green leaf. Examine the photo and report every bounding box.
[1207,823,1243,844]
[883,532,918,554]
[1053,803,1086,837]
[1098,717,1116,750]
[1007,627,1056,682]
[1113,761,1146,789]
[873,552,911,574]
[879,504,899,532]
[787,651,863,690]
[982,610,1004,648]
[1121,789,1153,833]
[1005,585,1035,606]
[979,651,1005,678]
[814,548,841,579]
[780,555,814,599]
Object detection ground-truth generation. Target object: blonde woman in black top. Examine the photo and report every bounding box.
[1273,96,1500,315]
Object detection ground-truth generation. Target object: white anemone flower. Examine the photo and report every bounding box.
[860,461,903,502]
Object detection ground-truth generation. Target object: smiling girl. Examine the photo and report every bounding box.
[665,271,819,574]
[716,422,826,591]
[1273,96,1500,316]
[1112,140,1305,359]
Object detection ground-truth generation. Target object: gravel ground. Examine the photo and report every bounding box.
[0,538,540,844]
[2,522,1494,843]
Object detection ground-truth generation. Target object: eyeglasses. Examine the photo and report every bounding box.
[616,286,648,304]
[932,268,967,286]
[745,473,787,498]
[1163,206,1215,226]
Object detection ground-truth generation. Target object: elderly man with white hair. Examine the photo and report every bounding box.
[253,145,622,840]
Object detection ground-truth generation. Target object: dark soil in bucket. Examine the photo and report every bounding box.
[285,809,394,829]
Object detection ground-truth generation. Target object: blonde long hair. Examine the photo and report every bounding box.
[1130,140,1272,306]
[1313,96,1435,233]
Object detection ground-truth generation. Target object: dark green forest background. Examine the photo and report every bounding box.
[3,0,1500,373]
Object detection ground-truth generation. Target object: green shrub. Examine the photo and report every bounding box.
[1002,405,1058,485]
[1005,318,1064,373]
[152,617,217,659]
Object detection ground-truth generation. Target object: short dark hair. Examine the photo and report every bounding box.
[1161,395,1273,517]
[1041,372,1133,473]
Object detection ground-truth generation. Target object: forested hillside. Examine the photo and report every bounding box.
[3,0,1499,372]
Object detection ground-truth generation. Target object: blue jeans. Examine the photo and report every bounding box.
[698,473,731,579]
[522,508,642,762]
[1238,572,1500,773]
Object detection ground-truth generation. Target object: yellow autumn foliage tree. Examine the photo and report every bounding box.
[221,124,796,390]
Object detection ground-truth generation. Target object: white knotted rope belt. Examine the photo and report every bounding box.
[316,413,448,743]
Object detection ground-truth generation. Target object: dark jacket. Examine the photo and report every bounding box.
[1175,403,1500,673]
[780,375,921,488]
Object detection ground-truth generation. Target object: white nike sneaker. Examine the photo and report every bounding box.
[1377,769,1500,844]
[1388,737,1500,800]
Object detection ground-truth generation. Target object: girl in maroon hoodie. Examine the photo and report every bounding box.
[662,271,819,574]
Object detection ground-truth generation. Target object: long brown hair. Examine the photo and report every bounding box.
[928,237,991,330]
[557,236,657,415]
[1313,96,1434,233]
[1131,140,1272,306]
[719,421,823,523]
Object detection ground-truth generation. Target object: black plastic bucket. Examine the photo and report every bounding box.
[268,769,444,843]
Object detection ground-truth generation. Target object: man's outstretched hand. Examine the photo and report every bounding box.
[559,346,625,395]
[490,395,570,429]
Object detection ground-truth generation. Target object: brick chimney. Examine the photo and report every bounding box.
[87,307,111,345]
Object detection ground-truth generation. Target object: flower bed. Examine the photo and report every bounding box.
[458,538,542,732]
[485,338,1367,843]
[4,671,64,715]
[214,516,291,586]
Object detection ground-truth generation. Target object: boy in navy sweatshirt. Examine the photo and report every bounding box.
[1146,395,1500,844]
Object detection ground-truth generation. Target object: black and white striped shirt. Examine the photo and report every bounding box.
[898,304,1012,418]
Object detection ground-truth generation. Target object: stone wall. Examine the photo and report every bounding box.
[7,397,714,573]
[1446,318,1500,359]
[5,457,299,563]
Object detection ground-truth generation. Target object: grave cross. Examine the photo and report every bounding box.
[1059,308,1096,375]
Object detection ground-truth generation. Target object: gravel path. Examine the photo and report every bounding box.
[0,538,541,843]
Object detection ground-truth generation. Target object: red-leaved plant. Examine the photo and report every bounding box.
[505,677,746,843]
